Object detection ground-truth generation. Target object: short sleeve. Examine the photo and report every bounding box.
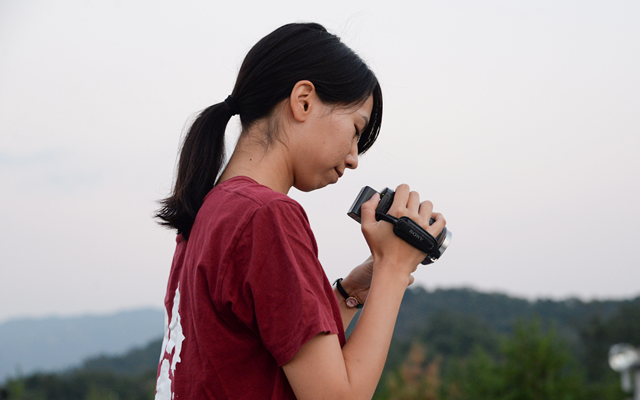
[239,199,342,366]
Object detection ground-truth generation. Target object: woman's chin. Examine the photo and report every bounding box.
[293,174,338,192]
[295,181,326,192]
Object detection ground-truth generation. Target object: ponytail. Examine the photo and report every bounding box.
[155,101,234,238]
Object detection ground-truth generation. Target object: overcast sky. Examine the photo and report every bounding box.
[1,0,638,324]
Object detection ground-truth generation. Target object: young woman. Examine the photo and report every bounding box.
[154,22,446,400]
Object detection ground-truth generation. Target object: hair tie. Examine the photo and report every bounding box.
[224,95,240,116]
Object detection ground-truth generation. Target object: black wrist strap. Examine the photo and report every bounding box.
[376,212,440,265]
[334,278,363,309]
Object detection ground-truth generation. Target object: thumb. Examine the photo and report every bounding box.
[360,193,380,229]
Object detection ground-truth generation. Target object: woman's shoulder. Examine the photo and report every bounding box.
[196,176,309,232]
[209,175,304,213]
[189,176,313,252]
[195,176,316,252]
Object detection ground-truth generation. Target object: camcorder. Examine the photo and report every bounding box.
[347,186,452,265]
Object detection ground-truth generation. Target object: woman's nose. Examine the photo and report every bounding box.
[345,139,359,170]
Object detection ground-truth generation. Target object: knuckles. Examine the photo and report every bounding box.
[420,200,434,210]
[431,212,446,226]
[396,183,410,192]
[385,184,445,227]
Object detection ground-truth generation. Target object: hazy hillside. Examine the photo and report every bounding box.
[0,308,164,383]
[80,338,163,376]
[395,286,624,339]
[2,288,639,399]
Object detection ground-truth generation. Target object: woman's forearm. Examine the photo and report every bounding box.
[340,264,410,399]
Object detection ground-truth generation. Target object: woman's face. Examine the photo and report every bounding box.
[290,95,374,192]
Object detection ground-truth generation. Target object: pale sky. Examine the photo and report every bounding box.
[1,0,638,323]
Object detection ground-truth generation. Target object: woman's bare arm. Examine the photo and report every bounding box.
[283,185,446,400]
[283,266,411,400]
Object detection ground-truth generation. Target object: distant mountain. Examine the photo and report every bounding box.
[395,286,625,339]
[0,308,164,383]
[80,338,163,376]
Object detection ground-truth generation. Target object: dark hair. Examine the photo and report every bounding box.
[156,22,383,238]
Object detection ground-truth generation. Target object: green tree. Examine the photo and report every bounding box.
[455,319,586,400]
[456,346,504,400]
[499,319,583,400]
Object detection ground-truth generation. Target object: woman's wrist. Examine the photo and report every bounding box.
[335,278,363,309]
[370,260,414,288]
[338,276,358,297]
[334,285,359,330]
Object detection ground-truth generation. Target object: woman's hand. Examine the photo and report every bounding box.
[360,184,446,276]
[341,256,415,305]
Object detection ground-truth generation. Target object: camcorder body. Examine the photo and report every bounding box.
[348,186,452,265]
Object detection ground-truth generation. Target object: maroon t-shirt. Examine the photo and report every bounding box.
[155,176,345,400]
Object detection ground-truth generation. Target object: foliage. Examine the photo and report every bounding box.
[375,287,640,400]
[383,320,585,400]
[498,319,583,400]
[581,301,640,381]
[455,346,504,400]
[384,342,445,400]
[417,311,499,359]
[0,341,161,400]
[380,317,629,400]
[80,339,163,376]
[0,370,156,400]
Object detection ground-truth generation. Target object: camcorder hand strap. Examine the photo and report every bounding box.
[375,212,440,264]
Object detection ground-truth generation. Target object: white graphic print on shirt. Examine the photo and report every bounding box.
[155,283,185,400]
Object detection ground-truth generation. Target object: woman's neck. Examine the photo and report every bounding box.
[218,134,294,194]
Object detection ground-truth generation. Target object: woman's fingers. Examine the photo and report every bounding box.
[428,212,446,237]
[361,185,447,266]
[388,186,445,239]
[388,184,410,216]
[360,193,380,230]
[406,190,420,212]
[418,200,434,219]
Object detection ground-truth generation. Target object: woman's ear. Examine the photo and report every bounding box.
[289,80,316,122]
